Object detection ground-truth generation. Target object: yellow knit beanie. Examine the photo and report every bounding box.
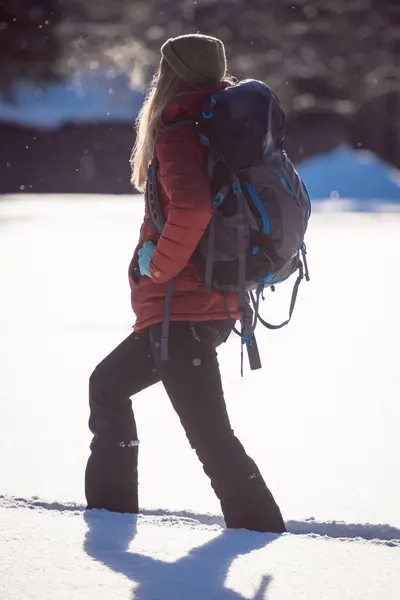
[161,33,227,85]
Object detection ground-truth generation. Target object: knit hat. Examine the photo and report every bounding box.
[161,34,227,85]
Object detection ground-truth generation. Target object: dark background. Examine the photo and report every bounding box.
[1,0,399,194]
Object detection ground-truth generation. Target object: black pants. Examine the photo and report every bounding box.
[85,320,286,533]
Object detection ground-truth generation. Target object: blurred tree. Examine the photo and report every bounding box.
[3,0,399,107]
[56,0,400,108]
[0,0,63,93]
[1,0,400,168]
[51,0,400,167]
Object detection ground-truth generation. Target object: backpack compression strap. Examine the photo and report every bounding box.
[204,184,230,291]
[230,176,263,375]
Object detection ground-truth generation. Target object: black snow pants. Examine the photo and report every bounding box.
[85,319,286,533]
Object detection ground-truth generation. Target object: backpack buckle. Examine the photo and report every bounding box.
[199,134,210,147]
[232,179,242,194]
[213,191,225,206]
[241,329,253,346]
[300,242,310,281]
[202,96,216,120]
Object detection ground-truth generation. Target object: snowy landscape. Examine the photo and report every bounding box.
[0,176,399,597]
[2,0,399,595]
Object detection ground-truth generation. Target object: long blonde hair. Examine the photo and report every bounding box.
[130,58,188,191]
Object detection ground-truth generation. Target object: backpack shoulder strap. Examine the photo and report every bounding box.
[145,118,196,362]
[145,119,196,235]
[145,154,164,235]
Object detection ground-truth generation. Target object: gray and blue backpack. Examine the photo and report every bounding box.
[146,79,311,373]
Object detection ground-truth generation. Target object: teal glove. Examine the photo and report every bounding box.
[138,241,156,277]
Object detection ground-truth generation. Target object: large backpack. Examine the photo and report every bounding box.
[146,79,311,373]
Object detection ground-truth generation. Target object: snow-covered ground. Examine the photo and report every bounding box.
[1,500,398,600]
[297,145,400,204]
[0,194,399,598]
[0,70,144,128]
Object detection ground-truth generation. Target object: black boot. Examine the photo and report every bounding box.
[221,472,286,533]
[85,443,139,513]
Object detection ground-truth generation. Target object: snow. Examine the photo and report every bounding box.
[0,194,399,598]
[0,70,144,129]
[297,145,400,204]
[0,499,399,600]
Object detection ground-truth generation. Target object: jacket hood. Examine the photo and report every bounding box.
[161,81,230,126]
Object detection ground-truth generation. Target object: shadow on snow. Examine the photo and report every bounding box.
[83,510,276,600]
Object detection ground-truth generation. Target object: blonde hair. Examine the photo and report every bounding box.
[130,59,187,191]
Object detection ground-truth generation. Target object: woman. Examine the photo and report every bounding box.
[85,33,286,534]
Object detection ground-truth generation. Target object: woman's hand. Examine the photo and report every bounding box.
[138,241,156,277]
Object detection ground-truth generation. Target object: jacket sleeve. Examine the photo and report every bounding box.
[148,123,212,284]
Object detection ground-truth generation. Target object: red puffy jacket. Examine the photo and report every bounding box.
[129,81,239,331]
